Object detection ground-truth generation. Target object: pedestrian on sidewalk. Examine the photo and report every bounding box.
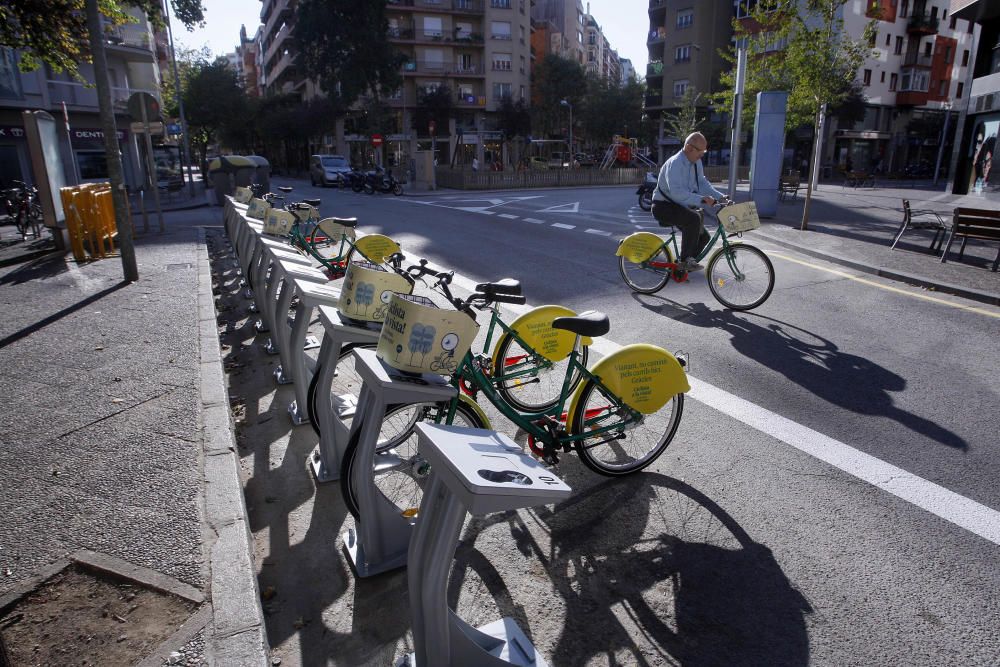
[650,131,728,272]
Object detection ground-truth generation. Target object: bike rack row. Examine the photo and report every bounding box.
[222,195,570,666]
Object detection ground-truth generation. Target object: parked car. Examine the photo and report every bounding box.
[547,152,570,169]
[575,153,596,167]
[528,157,550,170]
[310,154,351,187]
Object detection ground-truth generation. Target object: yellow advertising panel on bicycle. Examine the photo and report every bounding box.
[246,198,270,220]
[495,305,592,367]
[263,209,295,236]
[354,234,401,263]
[233,187,252,204]
[616,232,666,264]
[377,293,480,376]
[568,344,689,427]
[718,201,760,234]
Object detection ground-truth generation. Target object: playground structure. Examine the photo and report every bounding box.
[600,136,657,170]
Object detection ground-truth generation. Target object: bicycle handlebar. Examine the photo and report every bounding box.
[405,258,523,315]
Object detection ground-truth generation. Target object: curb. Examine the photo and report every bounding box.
[753,228,1000,307]
[195,227,270,666]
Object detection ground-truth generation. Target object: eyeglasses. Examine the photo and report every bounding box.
[686,144,708,153]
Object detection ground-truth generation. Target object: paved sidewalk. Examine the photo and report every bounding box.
[0,201,267,665]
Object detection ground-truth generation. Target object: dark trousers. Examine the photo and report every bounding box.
[651,200,710,260]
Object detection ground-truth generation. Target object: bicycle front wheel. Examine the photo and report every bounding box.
[340,399,487,520]
[618,247,672,294]
[569,380,684,476]
[493,333,588,413]
[706,243,775,311]
[306,342,375,435]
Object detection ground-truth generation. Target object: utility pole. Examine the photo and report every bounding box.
[933,103,953,185]
[728,39,747,199]
[164,0,196,197]
[84,0,138,281]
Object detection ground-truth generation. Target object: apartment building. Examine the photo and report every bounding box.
[825,0,977,175]
[583,11,622,83]
[0,6,165,189]
[949,0,1000,196]
[531,0,586,63]
[646,0,733,159]
[236,24,263,97]
[620,57,636,84]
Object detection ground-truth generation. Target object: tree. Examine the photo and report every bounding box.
[716,0,874,230]
[183,59,248,170]
[578,76,644,152]
[530,54,587,138]
[411,85,453,137]
[496,96,531,166]
[662,88,703,145]
[293,0,404,111]
[0,0,205,281]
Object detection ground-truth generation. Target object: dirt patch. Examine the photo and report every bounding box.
[0,564,197,666]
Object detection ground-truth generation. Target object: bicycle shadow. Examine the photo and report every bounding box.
[448,472,812,666]
[634,295,968,451]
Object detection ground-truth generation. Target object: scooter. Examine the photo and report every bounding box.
[637,172,656,211]
[363,167,404,196]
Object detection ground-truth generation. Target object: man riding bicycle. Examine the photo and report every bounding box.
[651,132,730,272]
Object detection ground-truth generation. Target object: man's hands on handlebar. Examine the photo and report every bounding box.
[702,195,734,207]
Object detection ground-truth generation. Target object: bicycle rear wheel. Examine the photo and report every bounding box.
[340,399,487,520]
[618,247,672,294]
[493,333,588,413]
[569,380,683,476]
[306,342,375,435]
[706,243,775,311]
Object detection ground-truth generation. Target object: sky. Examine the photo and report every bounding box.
[170,0,649,72]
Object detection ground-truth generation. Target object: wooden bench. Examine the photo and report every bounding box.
[843,171,875,189]
[890,199,946,252]
[940,207,1000,271]
[778,174,801,201]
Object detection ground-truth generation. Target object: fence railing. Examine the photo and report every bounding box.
[435,167,645,190]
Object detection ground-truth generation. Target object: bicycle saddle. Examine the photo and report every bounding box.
[475,278,521,296]
[278,186,294,193]
[551,310,609,338]
[303,198,322,207]
[328,217,357,227]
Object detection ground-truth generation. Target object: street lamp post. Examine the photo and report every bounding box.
[560,99,573,166]
[933,102,953,185]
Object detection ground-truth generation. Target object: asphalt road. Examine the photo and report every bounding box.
[259,179,1000,665]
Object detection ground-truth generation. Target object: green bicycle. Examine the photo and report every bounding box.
[339,261,691,520]
[617,201,775,311]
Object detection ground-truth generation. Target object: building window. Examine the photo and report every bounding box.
[520,25,526,44]
[962,49,970,66]
[457,53,474,72]
[491,21,511,40]
[900,0,908,17]
[490,0,511,7]
[520,55,525,74]
[968,19,974,33]
[938,79,947,96]
[950,16,957,29]
[863,69,872,86]
[924,41,932,57]
[673,79,689,97]
[677,9,693,29]
[456,22,473,39]
[890,72,898,91]
[493,82,512,98]
[423,17,443,37]
[425,49,444,69]
[957,81,964,98]
[945,45,953,63]
[894,36,903,55]
[492,53,511,71]
[881,71,886,83]
[885,33,891,47]
[520,84,525,99]
[0,47,24,99]
[675,45,691,63]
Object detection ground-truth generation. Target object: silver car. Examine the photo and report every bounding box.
[310,154,351,187]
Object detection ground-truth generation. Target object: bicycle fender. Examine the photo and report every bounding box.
[567,344,689,430]
[616,232,665,263]
[492,305,593,367]
[457,393,492,430]
[353,234,400,263]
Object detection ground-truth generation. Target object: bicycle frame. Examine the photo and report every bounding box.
[645,213,746,279]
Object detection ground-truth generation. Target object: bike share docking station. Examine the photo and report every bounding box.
[309,305,382,482]
[264,258,328,384]
[342,347,457,577]
[397,423,571,667]
[283,278,344,426]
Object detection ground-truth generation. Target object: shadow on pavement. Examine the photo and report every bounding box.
[0,280,129,349]
[634,295,968,451]
[449,472,812,666]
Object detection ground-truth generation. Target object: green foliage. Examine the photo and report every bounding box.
[496,96,531,139]
[578,75,644,148]
[714,0,875,130]
[183,59,248,162]
[410,86,453,134]
[530,54,587,136]
[0,0,204,78]
[159,44,212,118]
[662,88,703,143]
[294,0,404,112]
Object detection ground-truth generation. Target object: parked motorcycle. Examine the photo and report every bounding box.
[363,167,404,196]
[637,172,656,211]
[341,167,365,192]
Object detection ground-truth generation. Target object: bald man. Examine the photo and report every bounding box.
[651,132,728,272]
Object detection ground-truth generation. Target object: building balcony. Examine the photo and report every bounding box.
[645,92,663,108]
[387,0,484,13]
[896,90,931,105]
[647,29,666,44]
[907,13,939,34]
[103,23,155,62]
[402,61,485,76]
[646,61,664,76]
[261,0,292,36]
[455,93,487,107]
[264,23,292,69]
[902,52,934,68]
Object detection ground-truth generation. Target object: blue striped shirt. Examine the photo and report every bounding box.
[652,150,724,208]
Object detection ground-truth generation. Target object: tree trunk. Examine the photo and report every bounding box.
[800,105,824,231]
[84,0,138,281]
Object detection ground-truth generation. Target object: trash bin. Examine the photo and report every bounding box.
[247,155,271,193]
[229,155,257,188]
[208,155,256,205]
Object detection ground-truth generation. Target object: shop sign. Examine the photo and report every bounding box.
[481,131,503,141]
[70,128,127,148]
[0,125,26,139]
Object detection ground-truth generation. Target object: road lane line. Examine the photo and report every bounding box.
[498,214,519,219]
[478,211,496,215]
[586,229,612,236]
[552,223,575,230]
[591,335,1000,547]
[523,218,546,224]
[769,252,1000,319]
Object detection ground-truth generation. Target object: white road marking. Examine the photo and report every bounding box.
[585,228,612,236]
[498,214,519,219]
[540,202,580,213]
[478,210,496,215]
[523,218,546,224]
[551,223,575,230]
